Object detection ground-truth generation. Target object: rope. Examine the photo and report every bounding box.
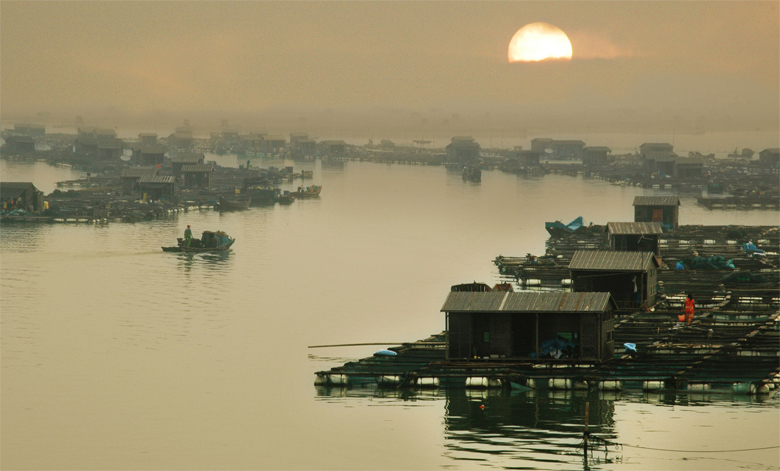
[594,436,780,453]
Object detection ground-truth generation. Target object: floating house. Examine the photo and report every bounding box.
[673,156,704,179]
[759,148,779,169]
[138,133,158,146]
[633,196,680,229]
[180,164,214,190]
[320,140,347,156]
[171,153,205,177]
[606,222,664,256]
[138,145,166,167]
[582,146,611,166]
[530,138,585,159]
[3,135,36,153]
[446,136,480,163]
[262,135,287,153]
[569,250,659,311]
[0,182,44,212]
[442,291,616,362]
[13,123,45,137]
[120,167,158,195]
[639,143,676,173]
[138,175,177,200]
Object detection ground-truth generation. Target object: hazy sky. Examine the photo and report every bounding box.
[2,1,778,132]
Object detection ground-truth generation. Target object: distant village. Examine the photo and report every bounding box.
[1,120,778,222]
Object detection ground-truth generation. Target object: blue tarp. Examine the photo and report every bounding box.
[545,216,584,234]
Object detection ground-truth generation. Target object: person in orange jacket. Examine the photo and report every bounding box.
[682,293,695,325]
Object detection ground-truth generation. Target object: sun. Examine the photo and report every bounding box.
[508,22,573,62]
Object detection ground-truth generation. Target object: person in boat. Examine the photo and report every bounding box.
[184,225,192,247]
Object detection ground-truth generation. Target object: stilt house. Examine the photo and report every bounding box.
[606,222,664,256]
[442,290,616,362]
[569,250,659,311]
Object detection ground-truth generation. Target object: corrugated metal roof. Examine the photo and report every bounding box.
[441,291,612,313]
[606,222,663,235]
[1,182,37,199]
[569,250,657,271]
[180,164,214,172]
[121,167,157,178]
[633,196,680,206]
[139,175,176,184]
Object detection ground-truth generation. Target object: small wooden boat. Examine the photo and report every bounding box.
[218,196,251,211]
[162,230,235,253]
[291,185,322,198]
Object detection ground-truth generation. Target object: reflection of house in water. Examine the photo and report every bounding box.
[443,389,616,447]
[442,290,616,361]
[606,222,663,256]
[569,250,659,311]
[633,196,680,229]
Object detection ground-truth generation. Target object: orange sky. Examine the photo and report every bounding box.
[1,1,778,133]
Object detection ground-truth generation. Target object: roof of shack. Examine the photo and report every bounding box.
[441,291,614,313]
[569,250,659,271]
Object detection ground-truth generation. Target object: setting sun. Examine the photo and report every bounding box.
[508,22,573,62]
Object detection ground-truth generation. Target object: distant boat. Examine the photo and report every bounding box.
[162,230,235,253]
[218,195,251,211]
[291,185,322,198]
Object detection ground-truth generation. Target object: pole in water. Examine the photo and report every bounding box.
[584,401,590,462]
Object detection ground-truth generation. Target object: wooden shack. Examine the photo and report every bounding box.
[446,136,480,163]
[138,145,166,167]
[582,146,611,166]
[320,140,347,156]
[3,135,36,153]
[171,153,204,177]
[138,133,158,146]
[138,175,177,200]
[673,156,704,179]
[569,250,659,311]
[180,164,214,190]
[759,148,779,169]
[1,182,44,212]
[442,291,616,362]
[633,195,680,229]
[120,167,157,196]
[606,222,663,256]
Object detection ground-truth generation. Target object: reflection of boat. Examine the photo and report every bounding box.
[291,185,322,198]
[162,231,235,253]
[545,216,584,237]
[462,166,481,182]
[218,196,251,211]
[278,191,295,205]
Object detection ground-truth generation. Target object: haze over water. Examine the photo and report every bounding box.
[1,159,778,470]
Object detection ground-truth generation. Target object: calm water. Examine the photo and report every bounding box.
[1,159,778,470]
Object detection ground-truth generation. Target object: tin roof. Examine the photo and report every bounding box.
[121,167,157,178]
[1,182,37,199]
[632,196,680,206]
[441,291,613,313]
[180,164,214,172]
[139,175,176,184]
[606,222,664,235]
[569,250,658,271]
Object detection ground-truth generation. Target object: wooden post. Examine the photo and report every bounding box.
[584,401,590,462]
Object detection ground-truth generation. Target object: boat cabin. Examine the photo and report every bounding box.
[606,222,663,256]
[569,250,659,311]
[633,196,680,229]
[442,291,616,362]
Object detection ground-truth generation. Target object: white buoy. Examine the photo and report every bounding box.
[598,380,623,391]
[417,377,440,388]
[548,378,572,390]
[643,381,664,391]
[465,377,488,388]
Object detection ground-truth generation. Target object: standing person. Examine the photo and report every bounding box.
[683,293,695,325]
[184,225,192,247]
